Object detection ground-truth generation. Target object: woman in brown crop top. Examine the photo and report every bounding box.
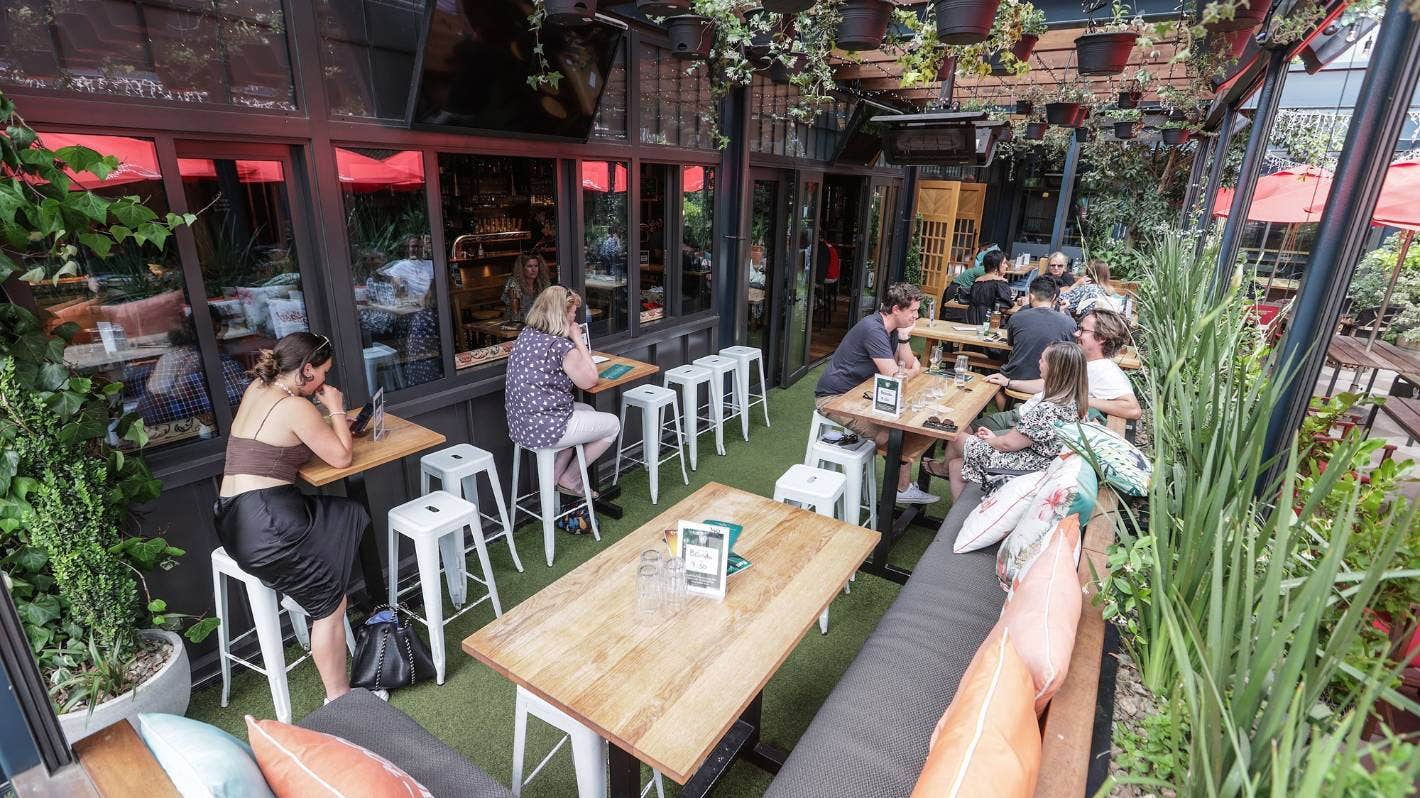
[214,331,364,703]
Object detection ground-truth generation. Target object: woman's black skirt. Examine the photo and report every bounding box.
[213,485,368,620]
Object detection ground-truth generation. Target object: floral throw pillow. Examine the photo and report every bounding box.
[954,470,1052,554]
[1053,419,1150,497]
[996,455,1093,588]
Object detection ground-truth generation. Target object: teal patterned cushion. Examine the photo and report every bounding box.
[1053,420,1150,497]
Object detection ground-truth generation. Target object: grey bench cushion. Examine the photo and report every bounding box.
[298,688,511,798]
[765,485,1004,798]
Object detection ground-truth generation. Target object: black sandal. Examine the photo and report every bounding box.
[920,459,952,480]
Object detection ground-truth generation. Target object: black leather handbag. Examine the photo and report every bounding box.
[350,605,437,691]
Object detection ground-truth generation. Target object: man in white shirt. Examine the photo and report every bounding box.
[978,307,1141,430]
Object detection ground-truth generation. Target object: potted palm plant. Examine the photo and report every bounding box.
[0,91,215,743]
[1074,1,1141,76]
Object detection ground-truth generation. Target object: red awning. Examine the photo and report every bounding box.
[683,165,705,193]
[336,148,423,191]
[176,158,284,183]
[1367,160,1420,233]
[380,150,426,185]
[581,161,628,193]
[33,132,162,189]
[1213,166,1333,224]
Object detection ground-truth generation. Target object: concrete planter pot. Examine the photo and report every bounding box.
[58,630,190,744]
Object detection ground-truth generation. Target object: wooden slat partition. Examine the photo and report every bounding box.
[73,720,181,798]
[1034,415,1129,798]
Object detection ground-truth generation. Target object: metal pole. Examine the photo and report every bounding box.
[1215,49,1289,297]
[889,166,921,283]
[1196,108,1238,241]
[1367,228,1414,350]
[1261,0,1420,490]
[717,84,752,347]
[1049,137,1082,253]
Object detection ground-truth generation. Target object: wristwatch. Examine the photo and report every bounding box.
[897,333,912,344]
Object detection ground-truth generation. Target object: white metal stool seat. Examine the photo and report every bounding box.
[512,685,664,798]
[662,364,716,470]
[420,443,523,573]
[211,546,356,723]
[719,345,771,439]
[805,411,878,529]
[613,384,689,505]
[387,490,503,685]
[692,354,741,455]
[510,442,601,567]
[772,464,850,635]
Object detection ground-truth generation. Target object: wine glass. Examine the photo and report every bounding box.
[929,344,944,374]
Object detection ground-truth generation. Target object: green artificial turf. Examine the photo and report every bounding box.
[188,363,952,796]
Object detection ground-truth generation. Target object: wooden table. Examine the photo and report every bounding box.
[299,413,446,610]
[912,320,1142,371]
[575,352,659,520]
[1326,335,1420,395]
[820,372,999,584]
[463,483,879,797]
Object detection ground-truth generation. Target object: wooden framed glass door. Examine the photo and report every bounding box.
[781,172,821,384]
[745,169,787,384]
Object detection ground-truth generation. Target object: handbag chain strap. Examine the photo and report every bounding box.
[364,605,418,691]
[371,626,389,692]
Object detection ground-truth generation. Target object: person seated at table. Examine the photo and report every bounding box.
[927,341,1089,499]
[1059,260,1121,319]
[1045,251,1077,290]
[964,250,1015,325]
[502,254,551,321]
[505,286,619,497]
[980,307,1141,427]
[814,283,940,506]
[987,277,1076,410]
[948,240,1001,303]
[214,331,365,704]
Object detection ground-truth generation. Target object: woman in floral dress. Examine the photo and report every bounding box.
[1058,260,1121,319]
[929,341,1089,499]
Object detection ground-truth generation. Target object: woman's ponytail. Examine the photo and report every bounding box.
[250,349,280,384]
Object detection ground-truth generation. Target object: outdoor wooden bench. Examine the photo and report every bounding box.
[1380,396,1420,445]
[73,720,180,798]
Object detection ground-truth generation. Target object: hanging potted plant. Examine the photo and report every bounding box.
[987,0,1047,74]
[1074,125,1095,143]
[1014,83,1046,115]
[1141,107,1167,127]
[1074,1,1142,76]
[1161,120,1192,145]
[1116,67,1151,107]
[1106,108,1140,138]
[638,0,690,13]
[0,92,217,743]
[836,0,893,51]
[1044,80,1093,127]
[763,0,815,11]
[668,14,716,59]
[771,1,842,120]
[1202,0,1272,32]
[935,0,1005,45]
[1025,120,1049,139]
[744,7,784,64]
[542,0,598,26]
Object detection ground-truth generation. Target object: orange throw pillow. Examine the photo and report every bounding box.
[1001,515,1084,713]
[245,715,433,798]
[913,625,1041,798]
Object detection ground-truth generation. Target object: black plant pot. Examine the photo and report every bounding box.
[1162,127,1190,145]
[745,9,776,63]
[1025,122,1049,139]
[1204,0,1271,31]
[836,0,893,51]
[1016,99,1034,115]
[934,0,1004,45]
[1117,90,1141,109]
[1142,110,1167,127]
[1113,121,1137,139]
[989,34,1041,75]
[1074,31,1138,76]
[636,0,689,15]
[1207,27,1255,60]
[667,15,715,60]
[545,0,596,25]
[769,53,808,84]
[1044,101,1088,127]
[1074,126,1094,143]
[762,0,816,12]
[1168,108,1187,121]
[999,126,1015,142]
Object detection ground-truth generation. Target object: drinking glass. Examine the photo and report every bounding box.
[955,354,970,388]
[929,344,944,373]
[641,549,662,568]
[637,563,661,617]
[663,558,686,611]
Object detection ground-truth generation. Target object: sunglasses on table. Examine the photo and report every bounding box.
[923,416,958,433]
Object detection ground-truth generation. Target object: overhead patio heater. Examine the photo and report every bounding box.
[870,111,1010,167]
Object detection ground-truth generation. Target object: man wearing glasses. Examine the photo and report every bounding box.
[979,307,1141,431]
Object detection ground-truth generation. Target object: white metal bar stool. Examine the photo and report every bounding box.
[772,464,849,635]
[510,442,600,567]
[420,443,523,573]
[692,354,740,455]
[662,364,715,470]
[387,490,503,685]
[211,547,356,723]
[613,384,689,505]
[512,685,664,798]
[804,411,878,529]
[719,345,771,439]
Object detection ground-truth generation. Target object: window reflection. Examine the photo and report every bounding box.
[27,132,229,449]
[639,164,669,326]
[582,160,630,337]
[340,147,440,393]
[681,166,714,315]
[182,155,308,411]
[438,154,558,370]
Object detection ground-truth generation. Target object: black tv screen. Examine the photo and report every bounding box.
[408,0,624,140]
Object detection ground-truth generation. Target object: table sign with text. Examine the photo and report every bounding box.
[873,374,903,418]
[370,387,387,441]
[678,520,729,601]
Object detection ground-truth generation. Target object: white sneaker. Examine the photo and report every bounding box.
[896,485,941,505]
[373,689,389,701]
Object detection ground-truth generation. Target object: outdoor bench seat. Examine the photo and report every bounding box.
[764,484,1000,798]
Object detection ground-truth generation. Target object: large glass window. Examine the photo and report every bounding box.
[681,166,715,315]
[181,153,309,411]
[582,160,630,337]
[0,1,296,110]
[438,154,558,370]
[339,147,440,393]
[637,44,714,149]
[316,0,422,119]
[639,164,670,327]
[591,39,628,142]
[26,133,225,449]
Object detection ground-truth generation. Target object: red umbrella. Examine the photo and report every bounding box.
[177,158,284,183]
[32,132,162,190]
[335,148,421,191]
[1213,166,1333,223]
[580,161,627,193]
[380,150,426,185]
[683,165,705,193]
